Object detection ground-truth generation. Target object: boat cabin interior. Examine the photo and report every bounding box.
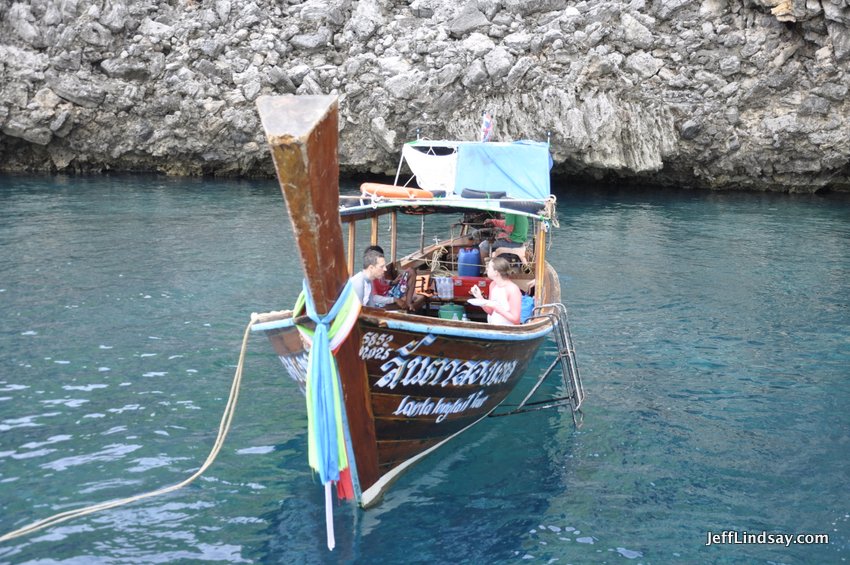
[340,197,553,323]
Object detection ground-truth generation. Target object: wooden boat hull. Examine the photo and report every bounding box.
[255,294,557,506]
[356,310,551,504]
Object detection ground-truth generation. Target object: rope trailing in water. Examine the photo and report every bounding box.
[0,315,258,544]
[291,279,361,551]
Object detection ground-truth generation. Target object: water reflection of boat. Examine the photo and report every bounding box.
[253,95,583,514]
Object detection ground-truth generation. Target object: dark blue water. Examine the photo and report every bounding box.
[1,175,848,564]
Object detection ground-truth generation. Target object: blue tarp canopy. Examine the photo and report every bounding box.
[401,140,552,201]
[455,142,552,201]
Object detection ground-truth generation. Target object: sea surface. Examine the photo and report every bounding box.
[0,174,848,564]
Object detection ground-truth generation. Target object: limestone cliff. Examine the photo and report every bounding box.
[1,0,848,192]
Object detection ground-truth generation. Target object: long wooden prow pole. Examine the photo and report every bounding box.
[256,95,380,495]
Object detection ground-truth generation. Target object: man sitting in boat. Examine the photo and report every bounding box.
[470,256,522,325]
[478,212,529,262]
[365,245,393,296]
[352,247,424,311]
[366,245,427,312]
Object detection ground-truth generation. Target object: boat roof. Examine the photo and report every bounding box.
[339,194,556,222]
[400,140,553,201]
[339,136,557,222]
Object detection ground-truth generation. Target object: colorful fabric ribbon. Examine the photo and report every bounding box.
[292,279,361,550]
[294,279,360,485]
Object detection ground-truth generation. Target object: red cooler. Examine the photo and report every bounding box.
[453,276,488,299]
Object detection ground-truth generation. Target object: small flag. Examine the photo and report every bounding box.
[481,112,494,142]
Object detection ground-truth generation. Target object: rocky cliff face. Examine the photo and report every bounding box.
[1,0,848,192]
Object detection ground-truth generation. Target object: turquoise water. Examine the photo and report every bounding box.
[0,175,848,564]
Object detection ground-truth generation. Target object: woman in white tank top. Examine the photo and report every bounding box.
[470,257,522,325]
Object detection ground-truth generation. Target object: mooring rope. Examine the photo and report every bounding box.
[0,315,258,544]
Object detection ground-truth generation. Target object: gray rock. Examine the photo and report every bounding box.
[625,51,663,78]
[216,0,232,24]
[502,0,566,16]
[8,4,45,48]
[297,74,324,95]
[49,143,77,168]
[301,0,347,27]
[718,56,741,76]
[463,33,495,57]
[79,21,113,46]
[233,66,261,87]
[700,0,727,18]
[461,59,489,87]
[138,18,173,41]
[265,67,297,92]
[49,76,106,108]
[621,12,653,49]
[288,64,313,85]
[798,95,830,116]
[33,87,62,109]
[379,57,412,75]
[242,80,262,101]
[762,113,798,135]
[236,2,264,28]
[52,51,82,72]
[3,117,51,145]
[503,31,533,52]
[680,119,701,140]
[815,82,848,102]
[409,0,434,19]
[477,0,501,19]
[561,107,590,150]
[147,52,166,80]
[506,56,535,87]
[101,58,151,81]
[290,28,332,50]
[828,21,850,61]
[370,116,396,153]
[484,47,514,78]
[59,0,81,21]
[386,72,422,99]
[1,45,49,73]
[347,0,383,40]
[100,3,128,32]
[584,47,623,77]
[43,3,63,26]
[50,110,74,137]
[448,6,489,38]
[434,64,463,88]
[657,0,690,19]
[199,39,226,58]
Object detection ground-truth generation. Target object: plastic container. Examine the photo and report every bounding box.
[458,247,481,277]
[520,294,535,323]
[434,275,454,299]
[438,303,465,320]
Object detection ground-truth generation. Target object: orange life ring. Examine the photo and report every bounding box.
[360,182,433,199]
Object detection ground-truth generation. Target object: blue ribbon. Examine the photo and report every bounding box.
[302,279,353,485]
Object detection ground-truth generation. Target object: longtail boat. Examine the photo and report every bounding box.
[253,95,583,545]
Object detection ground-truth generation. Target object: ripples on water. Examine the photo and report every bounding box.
[1,177,848,564]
